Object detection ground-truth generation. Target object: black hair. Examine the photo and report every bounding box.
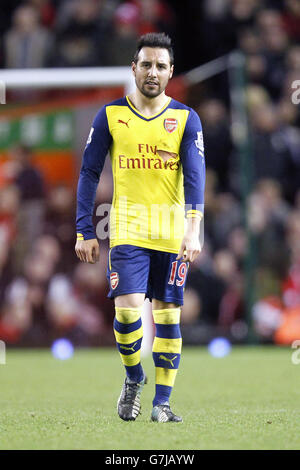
[133,32,174,65]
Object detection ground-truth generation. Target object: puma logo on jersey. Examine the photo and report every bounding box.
[159,354,178,367]
[120,342,137,352]
[118,119,131,128]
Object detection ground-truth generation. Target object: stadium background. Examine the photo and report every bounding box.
[0,0,299,350]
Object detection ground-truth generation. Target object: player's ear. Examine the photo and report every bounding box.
[132,61,136,76]
[169,65,174,80]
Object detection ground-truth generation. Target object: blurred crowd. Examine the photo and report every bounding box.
[0,146,115,346]
[181,0,300,344]
[0,0,300,346]
[0,0,175,68]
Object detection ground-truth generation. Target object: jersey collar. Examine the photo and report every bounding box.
[126,96,172,121]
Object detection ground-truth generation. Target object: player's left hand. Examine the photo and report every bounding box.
[176,232,201,263]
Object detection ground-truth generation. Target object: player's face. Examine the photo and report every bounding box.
[132,47,174,98]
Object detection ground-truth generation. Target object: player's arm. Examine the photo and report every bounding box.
[75,106,112,263]
[176,216,202,262]
[177,109,205,263]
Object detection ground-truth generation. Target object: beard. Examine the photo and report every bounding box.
[136,78,166,98]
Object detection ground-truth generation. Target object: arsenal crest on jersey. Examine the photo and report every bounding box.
[164,118,178,133]
[110,272,119,290]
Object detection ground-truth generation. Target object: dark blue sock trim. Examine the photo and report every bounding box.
[125,364,144,383]
[114,317,142,334]
[152,351,181,369]
[153,384,172,406]
[116,337,143,355]
[155,323,181,339]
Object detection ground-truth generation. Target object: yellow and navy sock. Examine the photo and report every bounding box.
[113,306,144,383]
[152,308,182,406]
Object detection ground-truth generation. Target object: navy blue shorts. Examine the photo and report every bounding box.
[106,245,189,306]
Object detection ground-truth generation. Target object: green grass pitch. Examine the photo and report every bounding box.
[0,346,299,450]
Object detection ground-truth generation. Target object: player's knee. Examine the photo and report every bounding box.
[114,293,145,309]
[152,300,180,310]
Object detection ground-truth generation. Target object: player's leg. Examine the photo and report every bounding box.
[114,293,145,384]
[151,299,183,422]
[107,245,150,421]
[114,293,148,421]
[149,251,188,422]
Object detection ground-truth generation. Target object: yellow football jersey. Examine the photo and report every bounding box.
[76,96,205,253]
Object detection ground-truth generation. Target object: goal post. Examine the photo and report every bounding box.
[0,66,135,94]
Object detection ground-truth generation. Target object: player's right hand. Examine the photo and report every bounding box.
[75,238,100,264]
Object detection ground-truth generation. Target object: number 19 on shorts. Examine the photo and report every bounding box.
[168,261,188,287]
